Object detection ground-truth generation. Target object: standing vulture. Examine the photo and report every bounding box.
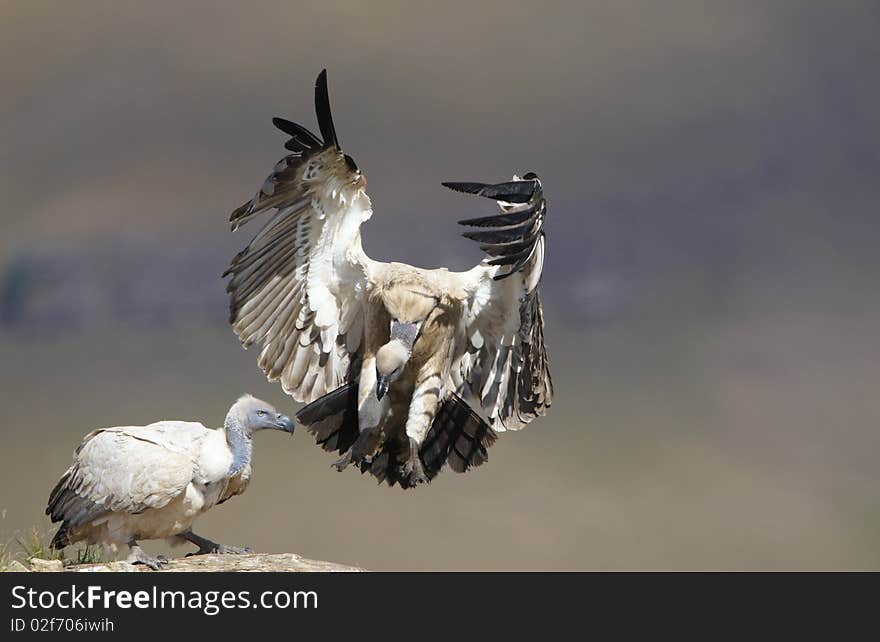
[225,70,552,489]
[46,395,295,569]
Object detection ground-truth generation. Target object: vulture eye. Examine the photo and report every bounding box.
[257,410,267,417]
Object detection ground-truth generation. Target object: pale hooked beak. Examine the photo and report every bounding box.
[376,375,390,401]
[275,413,296,434]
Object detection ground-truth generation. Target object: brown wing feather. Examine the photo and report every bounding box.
[224,79,371,404]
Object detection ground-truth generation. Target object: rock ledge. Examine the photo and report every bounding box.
[23,553,365,573]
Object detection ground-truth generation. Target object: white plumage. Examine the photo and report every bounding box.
[225,71,553,488]
[46,396,295,568]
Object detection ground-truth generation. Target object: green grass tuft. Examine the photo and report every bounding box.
[0,526,108,571]
[72,544,106,566]
[16,527,65,563]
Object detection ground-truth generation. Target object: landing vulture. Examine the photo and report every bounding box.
[46,396,295,569]
[225,70,552,488]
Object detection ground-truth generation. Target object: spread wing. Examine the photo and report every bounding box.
[224,70,374,403]
[446,175,553,431]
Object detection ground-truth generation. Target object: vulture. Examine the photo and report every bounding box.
[224,70,552,489]
[46,395,295,569]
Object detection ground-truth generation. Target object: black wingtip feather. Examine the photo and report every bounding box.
[457,204,538,228]
[272,116,323,152]
[442,181,487,194]
[448,176,545,279]
[486,244,533,266]
[443,180,536,203]
[314,69,340,150]
[271,117,298,136]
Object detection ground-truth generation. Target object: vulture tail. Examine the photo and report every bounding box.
[46,471,71,517]
[50,524,71,550]
[298,386,497,489]
[359,445,411,489]
[296,381,410,487]
[357,394,497,490]
[46,468,109,549]
[421,393,497,477]
[296,381,360,455]
[295,361,415,488]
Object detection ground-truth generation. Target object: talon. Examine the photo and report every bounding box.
[332,449,352,471]
[188,543,252,556]
[127,545,169,571]
[408,464,429,486]
[180,531,249,557]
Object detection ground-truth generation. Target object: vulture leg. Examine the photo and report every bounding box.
[403,437,429,486]
[126,540,169,570]
[181,530,253,556]
[332,424,383,472]
[348,426,382,466]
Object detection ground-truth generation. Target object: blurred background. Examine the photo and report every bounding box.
[1,1,878,570]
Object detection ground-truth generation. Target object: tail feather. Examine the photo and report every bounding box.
[50,524,71,550]
[46,471,71,518]
[360,448,409,489]
[296,382,360,454]
[46,469,105,550]
[297,385,497,488]
[422,393,497,477]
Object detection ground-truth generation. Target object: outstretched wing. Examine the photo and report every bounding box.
[224,70,374,403]
[446,174,553,431]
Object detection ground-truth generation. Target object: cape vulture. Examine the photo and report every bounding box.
[46,395,295,569]
[225,70,552,489]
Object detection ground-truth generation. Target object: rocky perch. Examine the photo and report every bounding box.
[20,553,365,573]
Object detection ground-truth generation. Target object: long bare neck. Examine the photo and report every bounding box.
[224,415,252,477]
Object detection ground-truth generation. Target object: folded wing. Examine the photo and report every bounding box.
[46,425,201,538]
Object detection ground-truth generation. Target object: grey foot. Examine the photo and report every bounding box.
[403,438,429,486]
[180,530,252,556]
[187,543,253,556]
[127,546,169,571]
[216,544,253,555]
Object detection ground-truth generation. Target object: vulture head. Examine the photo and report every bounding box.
[375,319,422,400]
[228,394,296,435]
